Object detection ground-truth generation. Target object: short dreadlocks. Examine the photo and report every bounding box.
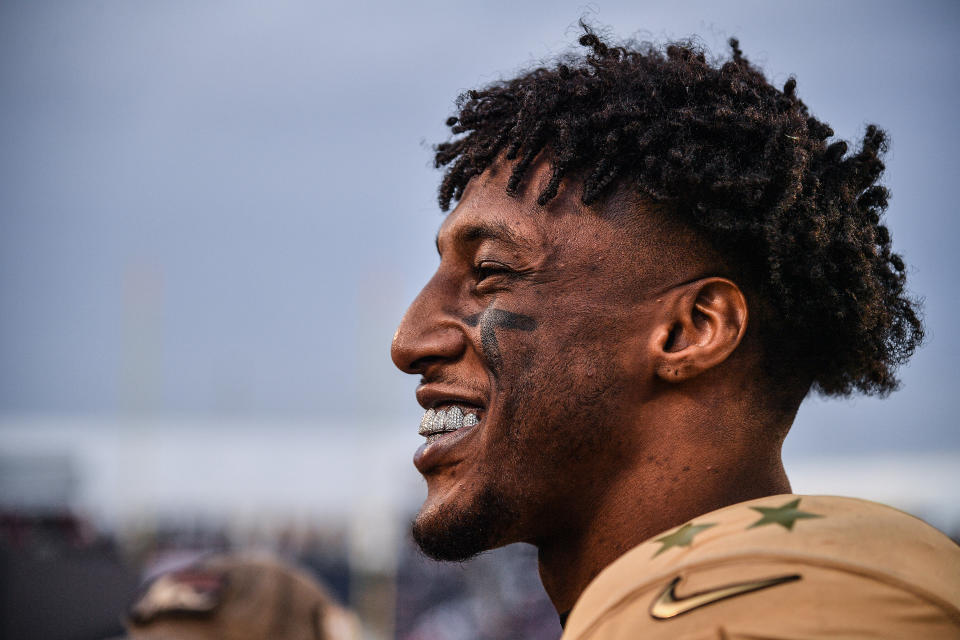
[433,23,923,398]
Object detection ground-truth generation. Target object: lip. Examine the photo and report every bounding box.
[415,384,487,413]
[413,416,482,473]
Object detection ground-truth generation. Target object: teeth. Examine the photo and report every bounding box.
[445,406,464,430]
[418,408,436,436]
[419,405,480,438]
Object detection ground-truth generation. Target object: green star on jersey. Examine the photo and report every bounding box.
[748,498,822,531]
[653,522,716,557]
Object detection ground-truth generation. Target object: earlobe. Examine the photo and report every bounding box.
[652,278,748,383]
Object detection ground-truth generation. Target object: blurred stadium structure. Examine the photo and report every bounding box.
[3,419,959,534]
[2,1,959,639]
[1,418,957,639]
[0,417,565,639]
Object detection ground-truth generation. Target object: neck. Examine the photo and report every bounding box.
[535,443,790,614]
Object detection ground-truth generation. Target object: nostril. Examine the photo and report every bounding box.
[391,316,468,374]
[391,330,454,374]
[408,355,447,374]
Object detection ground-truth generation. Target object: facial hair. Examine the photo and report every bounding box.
[412,482,521,561]
[410,352,622,562]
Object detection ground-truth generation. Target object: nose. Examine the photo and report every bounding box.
[391,273,466,375]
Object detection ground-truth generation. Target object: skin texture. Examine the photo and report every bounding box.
[391,158,793,614]
[462,308,537,376]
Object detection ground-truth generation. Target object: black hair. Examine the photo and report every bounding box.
[434,22,923,397]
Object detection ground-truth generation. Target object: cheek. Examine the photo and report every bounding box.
[510,314,640,439]
[498,321,628,421]
[492,303,619,381]
[486,347,632,508]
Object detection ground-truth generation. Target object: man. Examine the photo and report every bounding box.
[118,552,359,640]
[391,24,960,637]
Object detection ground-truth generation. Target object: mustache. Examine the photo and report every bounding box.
[419,371,487,394]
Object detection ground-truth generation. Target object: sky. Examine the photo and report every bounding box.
[1,0,959,466]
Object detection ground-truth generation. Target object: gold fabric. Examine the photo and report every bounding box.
[562,495,960,639]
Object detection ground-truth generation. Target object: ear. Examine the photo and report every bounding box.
[650,278,748,383]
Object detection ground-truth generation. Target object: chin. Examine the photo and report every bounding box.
[411,484,519,562]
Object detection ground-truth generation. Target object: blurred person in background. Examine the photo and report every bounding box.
[391,22,960,638]
[116,552,358,640]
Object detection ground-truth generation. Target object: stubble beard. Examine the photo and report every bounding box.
[411,481,521,561]
[411,385,529,562]
[410,364,620,562]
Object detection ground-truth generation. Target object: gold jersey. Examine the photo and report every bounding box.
[562,495,960,639]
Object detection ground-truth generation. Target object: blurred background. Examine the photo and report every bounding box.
[1,1,958,638]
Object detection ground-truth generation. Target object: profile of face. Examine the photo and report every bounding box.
[391,161,702,561]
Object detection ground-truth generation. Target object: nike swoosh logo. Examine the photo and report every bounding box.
[650,573,801,619]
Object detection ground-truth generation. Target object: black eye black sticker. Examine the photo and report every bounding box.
[463,308,537,375]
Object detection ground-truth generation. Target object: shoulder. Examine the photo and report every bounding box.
[562,495,960,640]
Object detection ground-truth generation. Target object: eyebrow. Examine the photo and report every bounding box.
[435,222,526,256]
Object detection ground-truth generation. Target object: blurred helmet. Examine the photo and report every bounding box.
[123,552,359,640]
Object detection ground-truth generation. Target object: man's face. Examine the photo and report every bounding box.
[391,163,672,560]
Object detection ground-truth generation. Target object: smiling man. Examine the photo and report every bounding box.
[391,25,960,638]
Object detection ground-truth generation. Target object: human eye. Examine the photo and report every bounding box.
[476,260,512,279]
